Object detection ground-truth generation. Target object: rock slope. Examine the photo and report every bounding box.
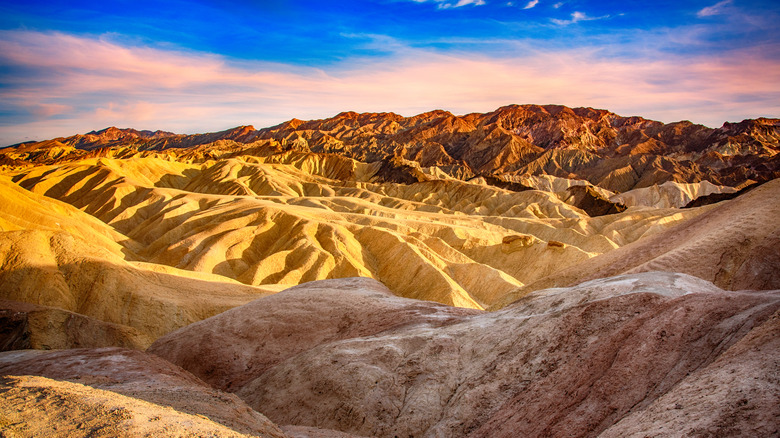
[151,275,780,438]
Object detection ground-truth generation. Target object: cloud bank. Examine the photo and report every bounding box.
[1,30,779,145]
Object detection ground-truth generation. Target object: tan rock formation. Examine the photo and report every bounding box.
[0,347,286,437]
[610,179,738,209]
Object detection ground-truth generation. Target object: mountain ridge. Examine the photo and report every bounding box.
[4,104,778,193]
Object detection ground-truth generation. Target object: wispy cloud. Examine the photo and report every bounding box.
[408,0,486,9]
[697,0,733,17]
[551,11,607,25]
[1,30,778,145]
[523,0,539,9]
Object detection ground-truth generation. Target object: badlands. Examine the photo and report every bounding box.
[0,105,778,437]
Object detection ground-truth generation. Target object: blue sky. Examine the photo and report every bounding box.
[1,0,779,145]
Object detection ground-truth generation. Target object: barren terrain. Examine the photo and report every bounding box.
[1,106,778,436]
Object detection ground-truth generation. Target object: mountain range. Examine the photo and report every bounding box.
[5,104,779,192]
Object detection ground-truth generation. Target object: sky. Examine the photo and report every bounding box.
[1,0,779,145]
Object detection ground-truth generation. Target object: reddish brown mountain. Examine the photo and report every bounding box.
[4,104,778,192]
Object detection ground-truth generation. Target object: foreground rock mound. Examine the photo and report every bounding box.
[148,278,480,393]
[152,275,780,438]
[0,347,286,437]
[598,308,780,437]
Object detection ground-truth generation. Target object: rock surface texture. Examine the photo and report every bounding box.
[152,275,780,438]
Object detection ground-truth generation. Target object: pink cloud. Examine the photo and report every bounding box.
[30,103,72,118]
[1,30,778,145]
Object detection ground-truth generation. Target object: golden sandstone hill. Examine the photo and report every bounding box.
[1,105,779,437]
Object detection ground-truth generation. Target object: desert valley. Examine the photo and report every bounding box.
[0,104,778,437]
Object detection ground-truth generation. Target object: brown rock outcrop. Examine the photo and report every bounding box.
[500,234,538,253]
[151,274,780,438]
[547,239,566,249]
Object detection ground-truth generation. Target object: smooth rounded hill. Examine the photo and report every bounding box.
[150,274,780,438]
[148,277,480,393]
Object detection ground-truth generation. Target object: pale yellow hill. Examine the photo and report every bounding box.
[0,176,280,347]
[610,180,738,208]
[492,178,780,309]
[5,155,708,310]
[0,174,127,254]
[514,173,615,198]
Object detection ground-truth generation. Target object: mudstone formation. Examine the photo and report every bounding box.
[0,105,778,437]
